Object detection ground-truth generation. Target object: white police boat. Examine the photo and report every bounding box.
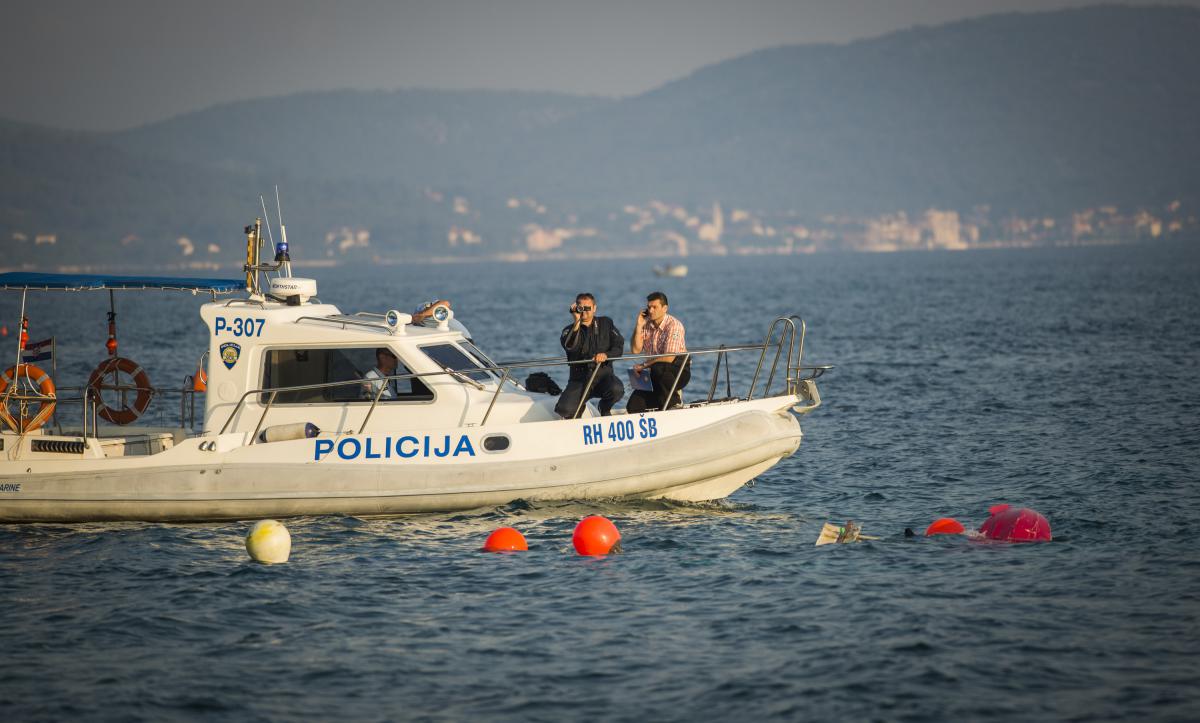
[0,220,828,522]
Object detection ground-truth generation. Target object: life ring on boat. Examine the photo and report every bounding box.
[191,362,207,392]
[0,363,57,433]
[87,357,153,425]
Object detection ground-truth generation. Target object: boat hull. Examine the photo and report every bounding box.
[0,398,804,522]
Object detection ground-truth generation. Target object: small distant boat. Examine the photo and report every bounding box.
[653,263,688,278]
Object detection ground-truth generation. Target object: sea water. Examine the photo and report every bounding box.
[1,245,1198,720]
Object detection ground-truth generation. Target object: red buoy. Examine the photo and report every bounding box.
[924,517,965,536]
[572,516,621,555]
[482,527,528,552]
[978,504,1051,542]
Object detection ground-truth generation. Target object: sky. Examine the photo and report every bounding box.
[3,0,1198,132]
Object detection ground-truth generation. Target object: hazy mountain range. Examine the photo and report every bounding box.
[3,5,1198,267]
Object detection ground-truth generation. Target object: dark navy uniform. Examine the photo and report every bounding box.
[555,316,625,418]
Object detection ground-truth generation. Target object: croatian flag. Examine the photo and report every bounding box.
[21,337,53,364]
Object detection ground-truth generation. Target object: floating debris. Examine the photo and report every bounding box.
[815,520,879,546]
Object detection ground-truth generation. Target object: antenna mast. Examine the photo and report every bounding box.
[242,187,295,297]
[259,196,277,283]
[243,218,263,295]
[275,186,292,277]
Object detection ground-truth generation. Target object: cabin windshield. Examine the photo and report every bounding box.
[420,343,494,383]
[460,340,499,371]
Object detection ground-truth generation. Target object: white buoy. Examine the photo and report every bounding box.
[246,519,291,564]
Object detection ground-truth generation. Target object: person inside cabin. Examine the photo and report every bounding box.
[555,293,625,418]
[363,348,406,400]
[627,290,690,413]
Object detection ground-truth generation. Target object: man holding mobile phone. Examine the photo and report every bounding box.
[629,291,690,412]
[555,293,625,418]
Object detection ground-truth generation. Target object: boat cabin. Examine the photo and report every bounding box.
[0,270,563,464]
[201,290,562,439]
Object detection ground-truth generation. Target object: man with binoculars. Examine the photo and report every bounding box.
[555,293,625,418]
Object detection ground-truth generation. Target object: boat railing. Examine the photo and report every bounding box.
[295,314,395,334]
[0,380,202,439]
[1,316,827,443]
[747,315,807,400]
[214,316,830,440]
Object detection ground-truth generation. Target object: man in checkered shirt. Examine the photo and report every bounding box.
[628,291,690,412]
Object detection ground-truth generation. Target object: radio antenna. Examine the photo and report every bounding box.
[259,195,277,248]
[275,185,292,277]
[258,196,278,283]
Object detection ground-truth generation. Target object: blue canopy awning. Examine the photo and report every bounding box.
[0,272,244,294]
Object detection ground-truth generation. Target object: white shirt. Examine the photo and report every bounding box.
[363,367,404,399]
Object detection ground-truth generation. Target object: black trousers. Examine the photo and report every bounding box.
[555,368,625,418]
[626,359,690,413]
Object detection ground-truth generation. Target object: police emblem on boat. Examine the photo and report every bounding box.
[220,342,241,369]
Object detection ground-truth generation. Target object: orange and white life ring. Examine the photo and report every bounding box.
[191,364,208,392]
[191,352,208,392]
[0,363,57,433]
[87,357,153,425]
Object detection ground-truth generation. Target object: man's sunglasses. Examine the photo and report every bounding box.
[576,305,593,311]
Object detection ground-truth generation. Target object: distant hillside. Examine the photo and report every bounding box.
[519,5,1200,213]
[0,117,463,266]
[3,5,1198,266]
[110,89,610,188]
[0,119,264,265]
